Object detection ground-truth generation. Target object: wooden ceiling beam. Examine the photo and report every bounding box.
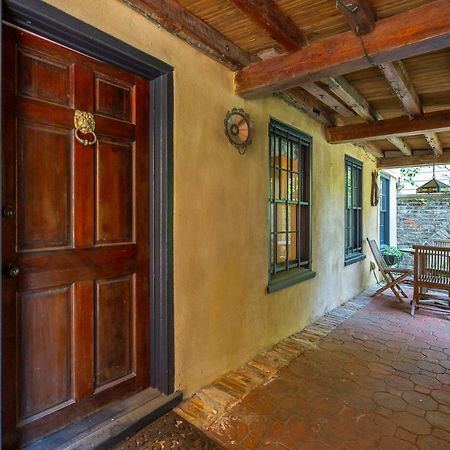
[235,0,450,98]
[378,61,436,155]
[123,0,250,69]
[336,0,376,35]
[327,109,450,143]
[229,0,355,122]
[424,132,443,156]
[378,152,450,169]
[338,1,421,146]
[323,76,411,155]
[228,0,307,52]
[336,0,420,156]
[378,62,423,117]
[230,0,360,123]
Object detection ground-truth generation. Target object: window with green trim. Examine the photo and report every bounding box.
[380,174,390,247]
[344,155,364,265]
[269,120,312,290]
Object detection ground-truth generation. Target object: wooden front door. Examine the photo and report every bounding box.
[2,26,151,447]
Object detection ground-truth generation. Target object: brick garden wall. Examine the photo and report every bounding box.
[397,194,450,266]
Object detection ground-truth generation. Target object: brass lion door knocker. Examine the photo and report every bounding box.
[74,110,97,146]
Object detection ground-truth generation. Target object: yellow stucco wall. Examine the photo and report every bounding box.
[42,0,379,396]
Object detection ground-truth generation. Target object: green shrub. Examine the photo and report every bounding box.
[381,246,404,266]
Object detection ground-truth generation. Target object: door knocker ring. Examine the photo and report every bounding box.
[74,110,97,146]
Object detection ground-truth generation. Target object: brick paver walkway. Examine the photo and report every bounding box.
[205,294,450,450]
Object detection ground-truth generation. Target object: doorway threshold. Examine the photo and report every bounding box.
[25,388,182,450]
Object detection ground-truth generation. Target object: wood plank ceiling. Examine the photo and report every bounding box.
[124,0,450,168]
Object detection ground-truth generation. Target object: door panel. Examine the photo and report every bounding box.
[2,26,151,447]
[95,140,134,244]
[94,74,134,122]
[18,121,73,251]
[94,275,135,390]
[19,285,74,422]
[17,47,74,107]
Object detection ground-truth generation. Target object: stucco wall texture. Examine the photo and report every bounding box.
[44,0,379,396]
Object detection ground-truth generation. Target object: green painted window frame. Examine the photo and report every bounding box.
[380,174,390,247]
[268,119,315,293]
[344,155,365,266]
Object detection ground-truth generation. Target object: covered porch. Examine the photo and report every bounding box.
[2,0,450,448]
[123,288,450,450]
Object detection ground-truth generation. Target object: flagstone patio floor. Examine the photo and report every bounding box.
[176,289,450,450]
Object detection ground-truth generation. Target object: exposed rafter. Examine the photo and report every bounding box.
[275,89,336,127]
[228,0,355,123]
[123,0,250,69]
[324,76,411,156]
[335,1,420,158]
[125,0,450,158]
[335,0,442,159]
[377,62,444,154]
[386,137,412,157]
[324,76,375,121]
[336,0,376,35]
[378,62,422,117]
[235,0,450,98]
[378,152,450,169]
[424,132,443,156]
[228,0,307,52]
[358,143,384,158]
[327,109,450,143]
[300,82,354,118]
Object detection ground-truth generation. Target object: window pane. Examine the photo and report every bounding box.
[274,136,280,167]
[276,203,287,232]
[270,202,275,234]
[292,143,299,172]
[270,233,276,265]
[288,232,297,262]
[276,233,287,264]
[280,170,288,199]
[275,169,281,199]
[346,167,352,208]
[270,134,275,164]
[288,205,298,232]
[281,139,288,170]
[270,168,274,199]
[290,173,299,201]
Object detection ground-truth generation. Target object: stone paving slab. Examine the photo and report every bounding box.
[175,291,372,434]
[176,288,450,449]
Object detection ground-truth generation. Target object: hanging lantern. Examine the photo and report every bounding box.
[416,164,450,194]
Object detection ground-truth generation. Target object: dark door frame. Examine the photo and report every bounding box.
[0,0,175,441]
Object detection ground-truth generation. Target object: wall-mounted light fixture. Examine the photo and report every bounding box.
[224,108,254,155]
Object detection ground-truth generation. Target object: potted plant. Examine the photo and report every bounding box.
[381,246,404,267]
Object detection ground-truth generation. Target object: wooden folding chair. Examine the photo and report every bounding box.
[367,238,412,303]
[411,245,450,316]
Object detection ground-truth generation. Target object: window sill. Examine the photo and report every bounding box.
[267,268,316,294]
[344,254,366,267]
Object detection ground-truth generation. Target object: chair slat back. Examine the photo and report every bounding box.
[414,245,450,288]
[367,238,388,276]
